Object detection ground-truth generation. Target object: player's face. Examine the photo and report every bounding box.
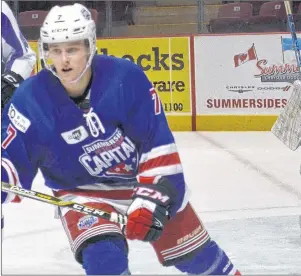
[48,40,90,82]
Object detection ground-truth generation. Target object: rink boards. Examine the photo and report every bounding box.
[28,32,298,131]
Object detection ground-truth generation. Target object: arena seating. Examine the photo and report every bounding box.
[208,2,253,33]
[208,1,289,34]
[247,1,287,32]
[14,1,300,38]
[18,10,48,40]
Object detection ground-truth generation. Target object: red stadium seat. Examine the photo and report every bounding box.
[247,1,287,32]
[88,8,104,37]
[88,8,98,24]
[208,2,253,33]
[18,10,48,26]
[18,10,48,40]
[218,2,253,19]
[259,1,287,18]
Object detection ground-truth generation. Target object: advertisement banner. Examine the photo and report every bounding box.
[194,34,299,115]
[97,37,191,114]
[28,37,191,114]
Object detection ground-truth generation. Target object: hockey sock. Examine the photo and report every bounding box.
[174,240,240,275]
[82,238,129,275]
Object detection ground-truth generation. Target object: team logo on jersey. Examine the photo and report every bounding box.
[61,126,89,144]
[8,104,31,133]
[77,215,98,230]
[79,128,139,178]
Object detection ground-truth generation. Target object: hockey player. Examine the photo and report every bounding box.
[1,1,36,110]
[1,0,36,234]
[1,4,241,275]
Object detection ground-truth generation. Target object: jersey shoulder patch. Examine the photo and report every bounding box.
[7,103,31,133]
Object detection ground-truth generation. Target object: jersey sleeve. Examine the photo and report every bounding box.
[121,62,187,215]
[1,2,36,79]
[1,89,39,203]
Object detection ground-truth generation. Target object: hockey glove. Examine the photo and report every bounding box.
[125,178,177,242]
[1,71,24,111]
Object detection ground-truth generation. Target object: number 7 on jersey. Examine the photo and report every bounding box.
[150,88,161,115]
[2,124,17,149]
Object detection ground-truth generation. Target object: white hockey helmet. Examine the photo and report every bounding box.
[38,3,96,83]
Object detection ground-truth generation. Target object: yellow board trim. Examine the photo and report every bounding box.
[166,115,278,131]
[166,115,192,131]
[196,115,278,131]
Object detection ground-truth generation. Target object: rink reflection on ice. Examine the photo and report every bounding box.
[1,132,301,274]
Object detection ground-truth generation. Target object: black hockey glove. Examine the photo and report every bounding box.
[1,71,24,111]
[125,177,178,242]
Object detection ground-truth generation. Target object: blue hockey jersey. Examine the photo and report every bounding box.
[1,55,187,214]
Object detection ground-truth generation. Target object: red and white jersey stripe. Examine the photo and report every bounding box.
[138,143,183,182]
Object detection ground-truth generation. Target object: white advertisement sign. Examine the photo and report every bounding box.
[194,34,300,114]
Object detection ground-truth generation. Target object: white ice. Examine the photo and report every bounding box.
[1,132,301,275]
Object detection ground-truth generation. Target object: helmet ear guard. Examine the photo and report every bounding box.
[38,3,97,83]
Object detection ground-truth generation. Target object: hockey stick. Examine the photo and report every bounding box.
[284,1,301,69]
[1,182,128,225]
[271,2,301,150]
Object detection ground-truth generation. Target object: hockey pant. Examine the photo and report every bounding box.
[54,188,239,275]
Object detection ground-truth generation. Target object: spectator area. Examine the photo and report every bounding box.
[10,1,301,39]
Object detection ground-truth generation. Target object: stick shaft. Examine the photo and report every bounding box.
[284,1,292,15]
[1,182,127,225]
[284,1,301,68]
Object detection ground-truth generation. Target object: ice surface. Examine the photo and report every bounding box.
[2,132,301,274]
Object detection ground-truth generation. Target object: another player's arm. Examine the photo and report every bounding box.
[1,93,39,204]
[1,2,36,109]
[121,63,186,241]
[1,2,36,79]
